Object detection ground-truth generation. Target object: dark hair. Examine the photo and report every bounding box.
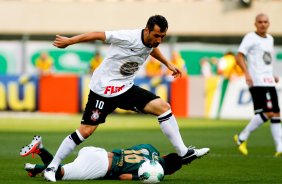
[146,15,168,32]
[162,153,182,175]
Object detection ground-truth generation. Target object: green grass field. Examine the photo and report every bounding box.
[0,113,281,184]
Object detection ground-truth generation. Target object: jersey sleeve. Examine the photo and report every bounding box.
[105,30,133,46]
[238,33,252,56]
[269,34,274,48]
[129,144,160,155]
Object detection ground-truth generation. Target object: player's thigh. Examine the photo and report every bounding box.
[269,87,280,113]
[117,85,160,113]
[250,87,280,114]
[62,147,109,180]
[249,87,265,114]
[82,90,116,125]
[143,98,171,116]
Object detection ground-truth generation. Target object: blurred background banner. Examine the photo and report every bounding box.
[2,41,282,75]
[0,0,281,119]
[1,74,281,120]
[0,75,38,111]
[26,42,96,74]
[0,41,22,74]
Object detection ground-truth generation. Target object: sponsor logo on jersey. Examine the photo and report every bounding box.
[104,85,125,94]
[263,77,274,84]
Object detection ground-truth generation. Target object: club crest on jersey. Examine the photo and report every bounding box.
[120,62,139,76]
[263,52,272,65]
[91,109,100,122]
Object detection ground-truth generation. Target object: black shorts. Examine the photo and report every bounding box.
[249,86,280,114]
[81,85,160,125]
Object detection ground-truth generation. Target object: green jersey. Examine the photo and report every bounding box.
[108,144,164,179]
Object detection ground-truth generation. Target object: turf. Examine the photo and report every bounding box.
[0,113,281,184]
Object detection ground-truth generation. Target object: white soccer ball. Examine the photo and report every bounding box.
[138,160,164,184]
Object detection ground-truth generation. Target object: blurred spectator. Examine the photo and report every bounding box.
[35,52,54,75]
[89,51,103,74]
[145,56,163,77]
[167,51,187,76]
[210,57,219,74]
[217,51,243,79]
[145,56,164,87]
[200,57,213,77]
[200,57,218,77]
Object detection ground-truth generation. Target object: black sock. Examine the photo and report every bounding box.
[38,148,54,167]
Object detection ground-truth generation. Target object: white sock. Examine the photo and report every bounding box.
[170,114,180,131]
[47,130,85,170]
[158,110,188,156]
[239,114,266,141]
[270,118,282,152]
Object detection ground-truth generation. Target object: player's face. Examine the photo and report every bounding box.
[255,15,270,36]
[145,25,167,48]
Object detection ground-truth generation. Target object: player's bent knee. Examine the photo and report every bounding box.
[155,100,171,114]
[161,102,171,112]
[144,99,171,115]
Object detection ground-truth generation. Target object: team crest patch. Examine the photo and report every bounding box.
[120,61,139,76]
[263,52,272,65]
[91,109,100,121]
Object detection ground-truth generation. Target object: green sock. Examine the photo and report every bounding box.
[37,148,63,180]
[38,148,53,166]
[33,164,46,174]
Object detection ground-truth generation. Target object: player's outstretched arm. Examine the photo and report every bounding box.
[150,48,182,78]
[53,32,106,48]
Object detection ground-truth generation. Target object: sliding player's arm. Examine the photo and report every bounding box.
[119,173,138,180]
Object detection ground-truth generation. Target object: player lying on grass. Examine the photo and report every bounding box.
[20,136,209,181]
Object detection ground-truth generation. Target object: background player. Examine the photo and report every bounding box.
[234,13,282,157]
